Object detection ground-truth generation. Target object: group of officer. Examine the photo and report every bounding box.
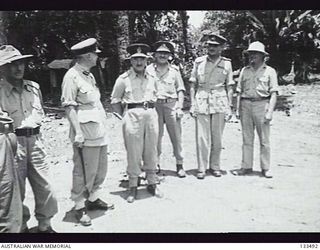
[0,32,278,233]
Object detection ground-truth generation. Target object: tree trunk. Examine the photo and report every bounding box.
[0,11,8,45]
[114,11,130,74]
[178,11,191,60]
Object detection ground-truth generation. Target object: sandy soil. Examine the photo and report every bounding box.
[24,85,320,233]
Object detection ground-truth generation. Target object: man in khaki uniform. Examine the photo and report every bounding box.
[189,34,234,179]
[234,41,278,178]
[111,43,162,203]
[146,41,186,178]
[0,113,22,233]
[0,45,58,233]
[61,38,114,227]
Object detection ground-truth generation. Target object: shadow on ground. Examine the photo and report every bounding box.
[62,208,108,224]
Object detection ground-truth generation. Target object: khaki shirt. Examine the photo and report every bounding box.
[146,63,185,99]
[61,63,108,147]
[189,55,234,114]
[111,68,157,104]
[0,79,45,129]
[236,63,279,98]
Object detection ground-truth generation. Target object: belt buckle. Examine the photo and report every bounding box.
[143,102,148,110]
[25,129,31,137]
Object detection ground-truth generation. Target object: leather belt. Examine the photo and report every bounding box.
[241,97,270,102]
[15,126,40,137]
[127,102,155,110]
[156,98,177,104]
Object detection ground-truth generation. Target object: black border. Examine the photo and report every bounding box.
[0,0,319,10]
[0,233,320,243]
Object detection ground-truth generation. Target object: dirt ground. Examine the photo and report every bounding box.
[24,84,320,233]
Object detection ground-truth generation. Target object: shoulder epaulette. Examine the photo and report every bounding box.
[195,56,207,63]
[221,56,231,61]
[119,71,130,79]
[146,71,155,78]
[25,80,40,90]
[169,64,180,71]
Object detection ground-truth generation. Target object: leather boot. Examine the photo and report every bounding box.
[176,164,186,178]
[127,187,137,203]
[147,184,163,198]
[74,207,91,226]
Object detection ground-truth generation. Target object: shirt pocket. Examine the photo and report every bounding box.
[213,91,228,113]
[195,90,209,114]
[123,81,133,101]
[145,82,157,102]
[241,76,251,92]
[215,68,228,84]
[78,85,96,104]
[78,110,106,140]
[163,76,176,95]
[5,104,20,121]
[256,75,270,95]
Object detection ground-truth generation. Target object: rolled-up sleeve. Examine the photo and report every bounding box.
[269,67,279,94]
[236,68,245,93]
[225,61,235,86]
[175,70,186,92]
[111,78,125,104]
[61,74,78,107]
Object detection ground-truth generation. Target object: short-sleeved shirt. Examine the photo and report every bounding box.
[61,63,108,147]
[111,68,157,104]
[146,63,185,99]
[0,79,45,129]
[189,55,234,114]
[236,63,279,98]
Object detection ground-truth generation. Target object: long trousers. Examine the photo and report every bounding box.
[155,101,183,165]
[123,108,158,187]
[16,135,58,229]
[239,99,270,170]
[71,145,108,207]
[195,113,225,173]
[0,133,22,233]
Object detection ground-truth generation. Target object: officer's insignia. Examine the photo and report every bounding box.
[137,47,142,53]
[159,44,169,51]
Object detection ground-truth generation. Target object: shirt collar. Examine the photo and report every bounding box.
[129,67,148,79]
[74,63,91,76]
[1,78,30,97]
[152,62,170,77]
[153,62,170,70]
[248,62,267,72]
[206,55,221,64]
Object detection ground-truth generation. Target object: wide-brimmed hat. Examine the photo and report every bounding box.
[127,43,150,58]
[245,41,269,56]
[0,45,33,67]
[206,34,227,45]
[71,38,101,55]
[153,41,174,53]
